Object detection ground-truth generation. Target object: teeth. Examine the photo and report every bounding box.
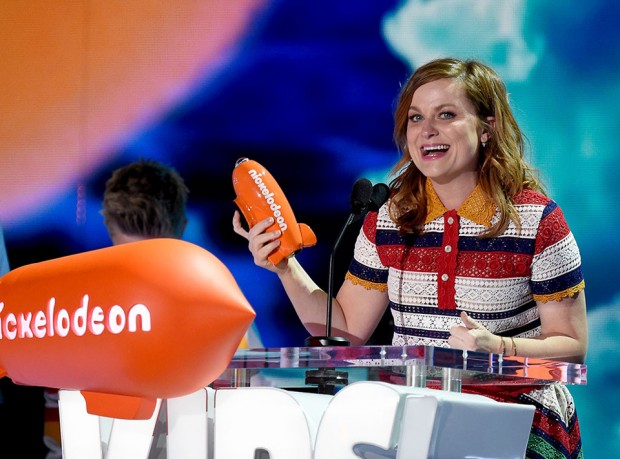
[423,144,449,152]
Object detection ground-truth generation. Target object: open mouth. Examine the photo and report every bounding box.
[421,144,450,157]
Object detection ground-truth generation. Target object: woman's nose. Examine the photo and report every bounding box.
[421,118,438,138]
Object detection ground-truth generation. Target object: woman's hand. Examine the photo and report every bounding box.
[448,311,503,354]
[232,211,289,273]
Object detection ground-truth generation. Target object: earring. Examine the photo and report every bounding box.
[481,141,487,148]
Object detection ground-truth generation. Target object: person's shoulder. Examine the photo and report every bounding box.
[363,200,396,228]
[512,188,552,206]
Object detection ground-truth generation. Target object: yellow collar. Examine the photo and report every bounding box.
[424,180,496,226]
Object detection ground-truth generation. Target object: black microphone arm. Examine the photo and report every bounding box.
[305,180,389,347]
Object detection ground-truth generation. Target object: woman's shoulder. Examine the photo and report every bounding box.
[512,188,554,206]
[362,201,398,231]
[511,188,569,227]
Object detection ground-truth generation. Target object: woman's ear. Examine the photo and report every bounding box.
[481,116,496,144]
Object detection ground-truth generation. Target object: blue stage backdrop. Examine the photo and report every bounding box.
[1,1,618,455]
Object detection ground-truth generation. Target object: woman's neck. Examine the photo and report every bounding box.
[430,177,477,211]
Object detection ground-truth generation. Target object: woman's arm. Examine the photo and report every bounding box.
[233,211,390,344]
[279,263,389,345]
[516,291,588,363]
[449,292,588,363]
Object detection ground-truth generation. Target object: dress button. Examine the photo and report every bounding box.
[444,245,452,253]
[441,273,449,282]
[447,216,454,225]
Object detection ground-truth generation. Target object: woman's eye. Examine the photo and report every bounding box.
[408,114,423,122]
[439,111,456,120]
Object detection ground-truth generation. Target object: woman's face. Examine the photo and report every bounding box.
[406,78,490,191]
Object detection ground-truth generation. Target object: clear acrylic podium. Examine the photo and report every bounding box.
[208,345,587,458]
[213,344,587,392]
[59,345,587,458]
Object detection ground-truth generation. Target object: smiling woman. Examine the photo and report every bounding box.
[405,78,487,206]
[234,57,587,458]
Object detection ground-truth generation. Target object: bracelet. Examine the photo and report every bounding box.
[498,337,505,355]
[511,336,518,357]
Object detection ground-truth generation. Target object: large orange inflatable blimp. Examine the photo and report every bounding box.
[0,238,255,420]
[232,157,317,264]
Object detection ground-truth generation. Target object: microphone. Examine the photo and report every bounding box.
[368,183,390,212]
[305,178,373,347]
[349,182,390,226]
[350,178,373,215]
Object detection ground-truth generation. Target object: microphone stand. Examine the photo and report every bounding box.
[303,178,372,394]
[305,181,388,347]
[303,179,384,394]
[304,217,351,390]
[304,213,354,347]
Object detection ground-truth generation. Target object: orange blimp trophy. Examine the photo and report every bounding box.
[0,238,255,420]
[232,157,317,264]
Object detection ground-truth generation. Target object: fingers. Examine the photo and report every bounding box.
[232,212,283,271]
[449,311,489,351]
[449,322,469,341]
[248,215,278,239]
[450,312,476,337]
[460,311,483,331]
[232,212,277,240]
[450,312,503,354]
[447,334,461,349]
[250,229,281,266]
[232,211,249,239]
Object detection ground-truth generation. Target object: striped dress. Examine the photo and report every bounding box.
[346,182,585,458]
